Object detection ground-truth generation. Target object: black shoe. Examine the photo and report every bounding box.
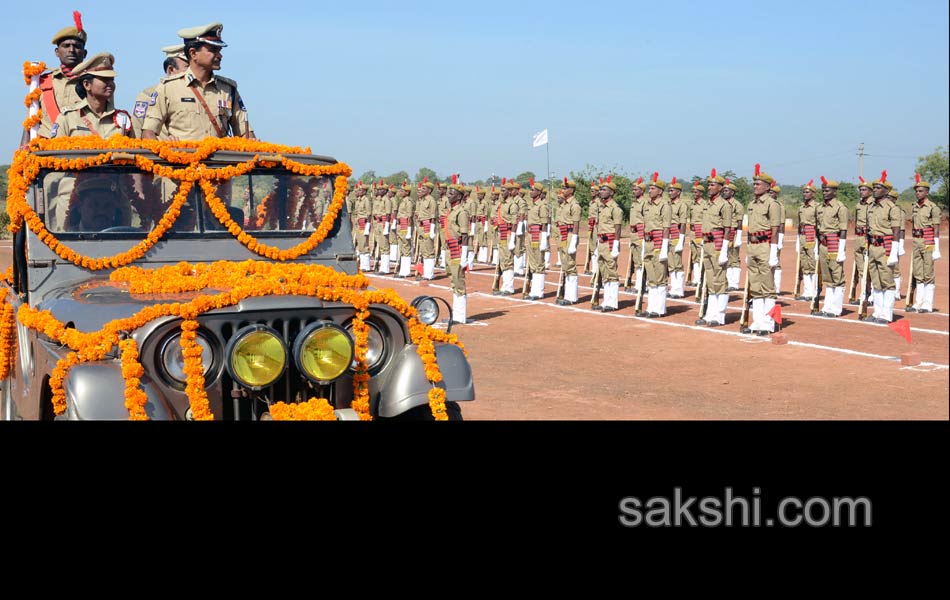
[528,295,543,301]
[695,318,708,325]
[635,311,647,317]
[556,299,576,306]
[794,295,804,301]
[499,291,512,297]
[755,330,770,337]
[492,290,503,296]
[740,327,753,334]
[917,309,931,314]
[821,312,839,318]
[647,312,661,318]
[707,321,723,327]
[601,306,618,313]
[905,307,917,313]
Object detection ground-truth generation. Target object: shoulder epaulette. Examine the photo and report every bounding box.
[162,71,188,83]
[216,75,238,89]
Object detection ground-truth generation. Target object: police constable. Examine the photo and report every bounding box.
[142,23,254,141]
[33,12,89,142]
[740,165,781,335]
[353,182,373,271]
[445,177,471,323]
[769,181,787,294]
[475,186,491,264]
[513,182,529,276]
[667,177,689,298]
[415,178,438,280]
[850,177,874,304]
[795,180,819,302]
[555,178,583,305]
[688,181,707,287]
[640,173,672,317]
[394,180,415,277]
[594,176,624,312]
[494,180,522,296]
[722,179,743,291]
[131,45,188,139]
[862,171,902,323]
[888,188,907,298]
[907,174,942,313]
[584,180,601,275]
[370,181,393,274]
[815,177,849,317]
[695,169,733,327]
[626,177,647,291]
[52,53,133,139]
[525,179,550,300]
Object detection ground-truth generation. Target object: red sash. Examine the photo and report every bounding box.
[398,217,409,231]
[529,224,542,245]
[802,224,816,243]
[711,229,724,251]
[670,223,680,240]
[635,223,645,240]
[558,224,571,239]
[39,74,60,125]
[820,232,840,253]
[924,227,936,245]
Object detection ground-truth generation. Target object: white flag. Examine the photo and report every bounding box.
[532,129,549,148]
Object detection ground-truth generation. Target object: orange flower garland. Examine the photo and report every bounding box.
[179,318,213,420]
[119,338,149,420]
[0,302,17,381]
[269,398,337,421]
[22,62,46,132]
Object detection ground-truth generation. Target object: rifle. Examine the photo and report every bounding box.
[410,220,420,264]
[491,245,502,293]
[847,248,859,304]
[738,273,752,329]
[696,243,708,320]
[857,249,872,320]
[521,261,532,298]
[905,250,917,308]
[590,262,602,308]
[809,242,823,314]
[633,242,648,314]
[793,231,803,298]
[583,220,595,274]
[556,267,565,300]
[623,239,636,291]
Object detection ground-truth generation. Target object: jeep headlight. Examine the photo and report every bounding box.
[225,325,287,390]
[411,296,440,326]
[161,333,213,383]
[344,321,385,371]
[294,322,354,383]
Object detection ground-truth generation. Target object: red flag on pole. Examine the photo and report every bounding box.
[887,319,912,344]
[767,303,783,329]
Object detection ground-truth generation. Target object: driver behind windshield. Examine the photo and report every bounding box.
[66,176,132,232]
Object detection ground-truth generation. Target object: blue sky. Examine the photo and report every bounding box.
[4,0,948,187]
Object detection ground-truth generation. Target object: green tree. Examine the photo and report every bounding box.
[414,167,438,183]
[383,171,410,186]
[514,171,537,187]
[915,146,949,209]
[356,170,377,185]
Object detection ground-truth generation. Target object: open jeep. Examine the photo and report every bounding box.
[0,138,474,420]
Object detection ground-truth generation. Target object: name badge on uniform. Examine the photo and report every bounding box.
[180,97,196,103]
[133,101,148,118]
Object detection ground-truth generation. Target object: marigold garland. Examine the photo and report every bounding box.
[0,302,18,381]
[269,398,337,421]
[10,261,462,420]
[119,338,149,420]
[22,62,46,131]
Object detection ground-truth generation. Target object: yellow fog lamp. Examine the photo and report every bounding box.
[293,322,355,384]
[225,325,288,390]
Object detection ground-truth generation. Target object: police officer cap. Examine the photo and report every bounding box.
[752,163,774,185]
[887,188,900,199]
[561,178,576,189]
[771,184,782,194]
[178,23,228,47]
[692,182,706,193]
[72,52,117,78]
[648,173,667,190]
[668,177,683,191]
[52,11,87,45]
[820,176,839,189]
[162,43,186,59]
[724,181,738,192]
[76,175,117,196]
[914,174,931,189]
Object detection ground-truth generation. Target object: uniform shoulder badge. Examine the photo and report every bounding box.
[50,123,59,137]
[149,90,158,105]
[133,100,148,118]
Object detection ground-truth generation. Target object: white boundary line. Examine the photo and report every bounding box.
[366,271,950,370]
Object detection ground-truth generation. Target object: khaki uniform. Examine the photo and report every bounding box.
[371,194,393,259]
[629,195,646,275]
[745,196,781,299]
[475,194,490,251]
[689,197,707,277]
[866,198,902,291]
[585,199,601,273]
[727,197,743,270]
[555,196,582,276]
[446,202,470,295]
[498,195,521,272]
[597,199,624,283]
[37,68,84,138]
[911,199,940,285]
[415,193,438,260]
[853,199,872,291]
[353,194,373,256]
[437,194,451,255]
[775,201,787,260]
[53,99,133,139]
[526,196,550,275]
[669,196,689,274]
[131,85,162,139]
[892,205,907,281]
[142,67,250,140]
[643,197,672,287]
[515,194,529,261]
[797,201,818,276]
[701,195,733,295]
[395,194,414,260]
[816,198,849,287]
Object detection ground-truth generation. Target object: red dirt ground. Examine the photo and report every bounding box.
[3,228,947,420]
